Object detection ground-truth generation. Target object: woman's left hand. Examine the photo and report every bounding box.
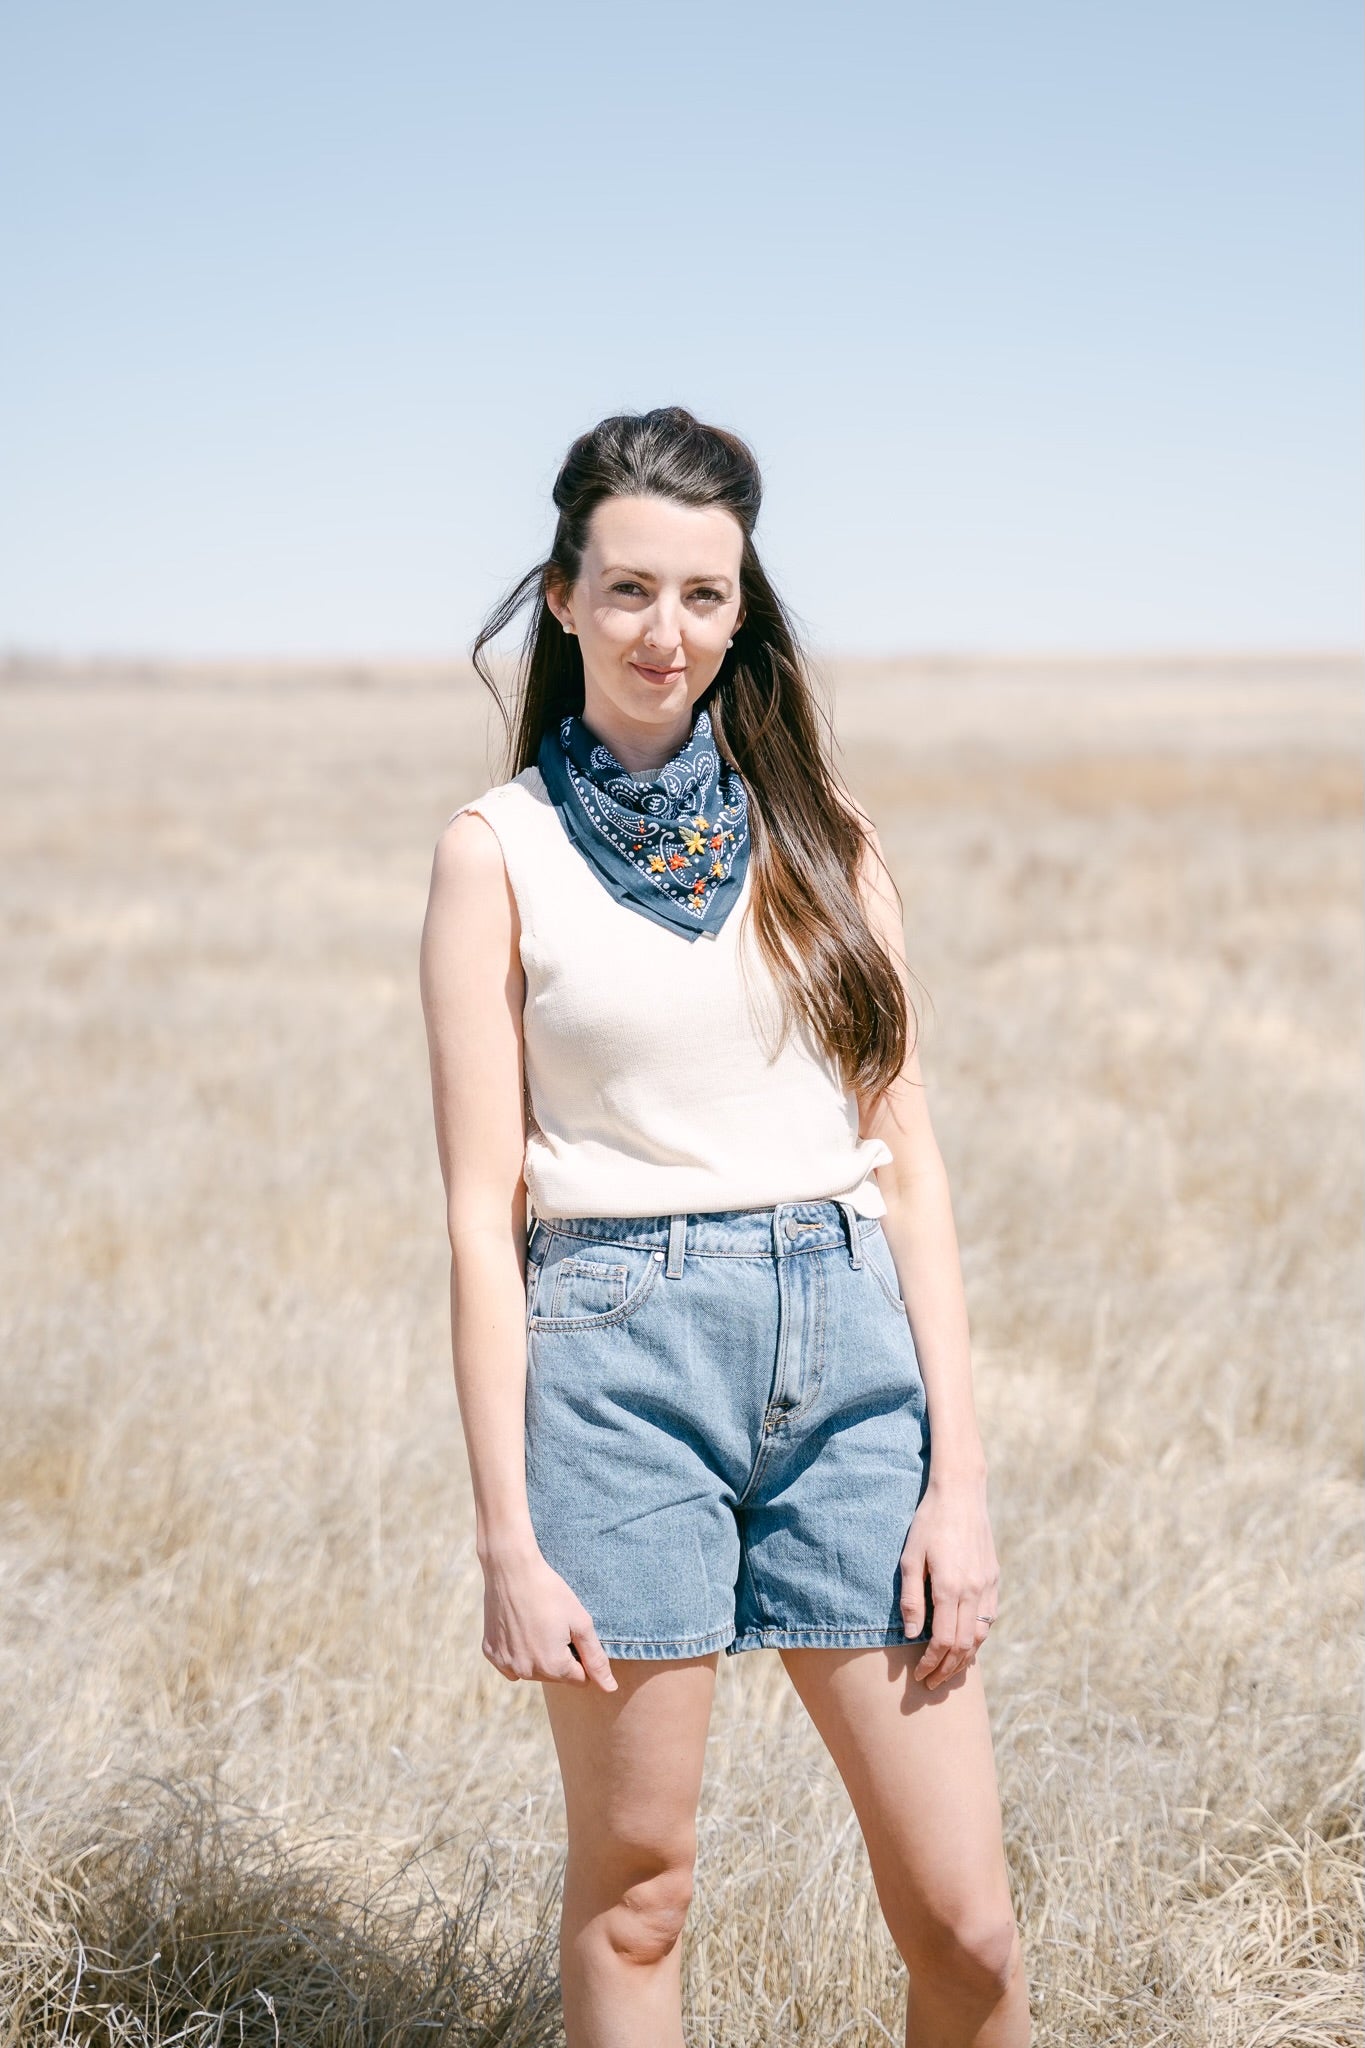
[899,1470,1000,1689]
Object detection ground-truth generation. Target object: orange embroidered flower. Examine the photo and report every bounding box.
[667,852,689,871]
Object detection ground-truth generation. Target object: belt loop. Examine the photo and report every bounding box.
[837,1198,863,1267]
[666,1212,687,1278]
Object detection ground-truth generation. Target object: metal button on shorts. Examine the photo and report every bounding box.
[522,1197,934,1658]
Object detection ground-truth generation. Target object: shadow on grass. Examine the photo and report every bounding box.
[18,1778,566,2046]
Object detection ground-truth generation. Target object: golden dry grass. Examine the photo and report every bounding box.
[0,653,1360,2044]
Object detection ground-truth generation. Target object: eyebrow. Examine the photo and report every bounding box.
[602,565,734,587]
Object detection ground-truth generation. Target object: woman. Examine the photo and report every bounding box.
[419,406,1031,2046]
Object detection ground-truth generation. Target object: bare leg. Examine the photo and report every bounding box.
[779,1646,1030,2047]
[540,1653,718,2048]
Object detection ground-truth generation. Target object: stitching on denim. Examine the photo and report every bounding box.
[595,1624,735,1649]
[734,1425,779,1511]
[773,1239,829,1427]
[528,1251,664,1332]
[727,1627,931,1645]
[863,1230,907,1312]
[551,1255,628,1320]
[543,1225,870,1260]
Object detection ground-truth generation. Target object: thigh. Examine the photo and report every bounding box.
[778,1645,1014,1939]
[542,1654,719,1866]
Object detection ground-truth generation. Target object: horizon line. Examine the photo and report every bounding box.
[2,643,1362,674]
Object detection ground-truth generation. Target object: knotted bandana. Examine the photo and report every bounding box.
[535,705,750,940]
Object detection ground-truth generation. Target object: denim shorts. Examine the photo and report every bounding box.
[523,1197,934,1658]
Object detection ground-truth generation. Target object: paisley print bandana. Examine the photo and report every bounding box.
[535,705,750,940]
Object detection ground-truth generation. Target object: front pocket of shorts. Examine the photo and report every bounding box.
[550,1255,630,1319]
[530,1242,663,1333]
[862,1225,907,1313]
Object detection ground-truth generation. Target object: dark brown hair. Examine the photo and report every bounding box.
[470,404,919,1111]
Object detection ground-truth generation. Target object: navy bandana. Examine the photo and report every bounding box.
[535,706,750,940]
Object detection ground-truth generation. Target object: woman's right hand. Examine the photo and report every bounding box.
[480,1542,619,1691]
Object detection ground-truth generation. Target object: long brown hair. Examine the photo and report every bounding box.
[470,404,919,1111]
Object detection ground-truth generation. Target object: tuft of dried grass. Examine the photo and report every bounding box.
[2,1780,565,2047]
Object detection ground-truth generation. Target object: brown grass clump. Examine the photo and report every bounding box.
[2,1781,564,2046]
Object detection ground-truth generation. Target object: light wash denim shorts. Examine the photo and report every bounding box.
[523,1197,934,1658]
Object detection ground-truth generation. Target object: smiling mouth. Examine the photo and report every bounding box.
[630,661,686,682]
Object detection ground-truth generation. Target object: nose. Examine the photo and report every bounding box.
[641,596,683,652]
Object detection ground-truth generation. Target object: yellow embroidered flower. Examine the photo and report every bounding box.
[679,826,707,855]
[648,854,668,872]
[710,859,724,877]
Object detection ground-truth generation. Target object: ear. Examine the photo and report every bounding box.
[544,575,576,635]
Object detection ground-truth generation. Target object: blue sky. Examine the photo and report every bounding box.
[1,2,1360,657]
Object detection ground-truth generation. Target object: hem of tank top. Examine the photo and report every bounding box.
[526,1188,888,1227]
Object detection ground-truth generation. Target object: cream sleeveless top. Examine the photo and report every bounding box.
[447,766,893,1221]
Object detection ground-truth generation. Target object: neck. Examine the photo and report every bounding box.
[580,698,699,778]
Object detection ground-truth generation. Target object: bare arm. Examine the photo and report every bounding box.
[418,809,616,1690]
[853,816,1000,1688]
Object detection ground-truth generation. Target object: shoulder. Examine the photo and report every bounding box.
[431,808,507,900]
[433,768,546,868]
[429,774,531,909]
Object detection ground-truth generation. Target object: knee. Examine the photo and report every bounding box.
[598,1854,695,1968]
[912,1904,1023,2005]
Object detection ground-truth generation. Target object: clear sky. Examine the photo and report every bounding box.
[1,1,1360,658]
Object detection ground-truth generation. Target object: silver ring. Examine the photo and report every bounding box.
[978,1616,995,1625]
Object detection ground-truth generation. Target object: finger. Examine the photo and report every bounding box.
[569,1619,619,1693]
[483,1639,522,1683]
[943,1588,986,1682]
[913,1605,956,1685]
[963,1575,998,1661]
[899,1545,929,1640]
[915,1584,968,1688]
[552,1647,590,1685]
[946,1599,979,1682]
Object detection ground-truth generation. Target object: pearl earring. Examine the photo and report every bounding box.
[726,637,734,648]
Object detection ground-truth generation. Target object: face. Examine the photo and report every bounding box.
[546,494,746,772]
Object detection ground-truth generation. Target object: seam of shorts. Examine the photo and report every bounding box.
[724,1626,933,1655]
[528,1253,665,1332]
[593,1622,738,1657]
[734,1420,783,1510]
[865,1262,908,1313]
[538,1227,855,1261]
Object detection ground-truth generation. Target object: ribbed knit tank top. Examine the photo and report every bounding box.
[448,766,894,1222]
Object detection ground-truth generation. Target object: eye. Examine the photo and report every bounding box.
[691,587,725,604]
[610,580,646,596]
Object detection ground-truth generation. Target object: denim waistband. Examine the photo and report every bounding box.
[529,1197,873,1271]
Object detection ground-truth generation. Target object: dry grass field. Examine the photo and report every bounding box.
[0,653,1360,2045]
